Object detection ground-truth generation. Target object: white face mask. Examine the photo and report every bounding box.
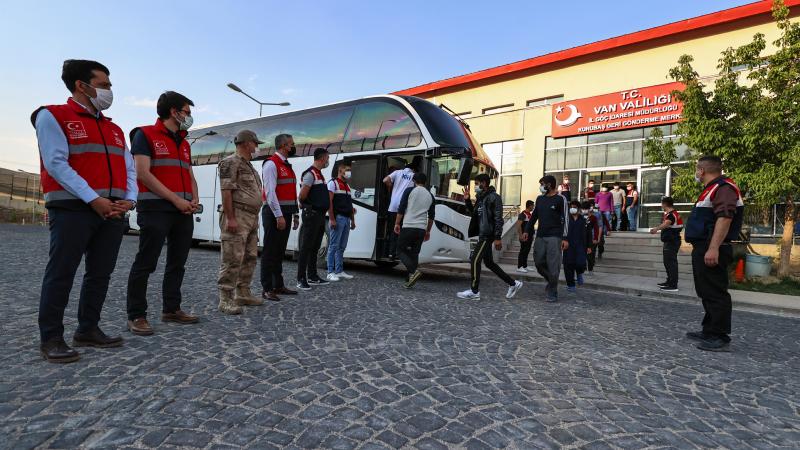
[474,185,483,195]
[176,112,193,131]
[343,170,351,179]
[600,187,608,192]
[539,185,548,194]
[569,207,578,215]
[694,172,703,184]
[84,83,113,111]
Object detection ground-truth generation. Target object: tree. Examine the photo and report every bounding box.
[645,0,799,277]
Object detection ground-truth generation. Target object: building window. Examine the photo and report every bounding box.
[482,104,514,115]
[483,140,524,205]
[501,175,522,206]
[527,95,564,108]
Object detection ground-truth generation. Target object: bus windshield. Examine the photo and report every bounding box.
[429,156,496,203]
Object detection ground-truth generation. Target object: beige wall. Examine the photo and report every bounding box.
[418,19,791,203]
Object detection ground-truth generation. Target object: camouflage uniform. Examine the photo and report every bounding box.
[218,154,263,313]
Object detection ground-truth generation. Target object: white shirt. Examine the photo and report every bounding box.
[387,168,415,213]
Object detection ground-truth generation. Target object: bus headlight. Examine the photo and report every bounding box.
[434,220,464,240]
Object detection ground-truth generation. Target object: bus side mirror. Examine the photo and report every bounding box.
[457,158,474,186]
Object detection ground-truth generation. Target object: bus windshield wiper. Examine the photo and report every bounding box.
[438,103,471,130]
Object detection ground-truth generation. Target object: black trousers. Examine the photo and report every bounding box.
[296,208,326,281]
[691,241,733,339]
[386,212,399,257]
[127,211,193,320]
[470,238,514,293]
[260,207,291,292]
[587,243,597,271]
[517,239,532,268]
[397,228,426,277]
[663,238,681,287]
[564,262,586,287]
[39,208,125,342]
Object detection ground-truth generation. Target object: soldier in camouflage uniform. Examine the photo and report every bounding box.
[217,130,265,314]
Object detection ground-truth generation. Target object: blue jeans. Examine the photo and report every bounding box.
[627,205,639,230]
[326,215,350,274]
[613,204,622,231]
[601,211,612,235]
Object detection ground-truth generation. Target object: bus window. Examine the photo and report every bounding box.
[342,101,422,153]
[190,130,234,166]
[349,158,379,208]
[251,106,354,159]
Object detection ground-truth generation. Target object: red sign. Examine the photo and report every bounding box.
[551,82,684,138]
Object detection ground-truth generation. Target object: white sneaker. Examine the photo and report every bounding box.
[506,280,523,299]
[326,273,341,282]
[456,289,480,299]
[336,272,354,280]
[516,267,528,273]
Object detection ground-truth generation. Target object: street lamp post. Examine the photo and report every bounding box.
[226,83,290,117]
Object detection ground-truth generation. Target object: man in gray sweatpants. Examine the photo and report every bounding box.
[522,175,569,302]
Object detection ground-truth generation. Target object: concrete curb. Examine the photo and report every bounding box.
[423,263,800,319]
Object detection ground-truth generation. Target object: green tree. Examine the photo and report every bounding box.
[645,0,799,277]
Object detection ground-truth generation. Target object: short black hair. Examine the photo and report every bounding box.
[570,200,581,208]
[412,172,427,184]
[407,155,423,171]
[580,201,593,209]
[539,175,557,188]
[661,196,675,207]
[156,91,194,120]
[313,147,329,160]
[61,59,109,92]
[613,181,620,185]
[525,200,534,208]
[698,155,723,174]
[475,173,491,185]
[588,179,595,183]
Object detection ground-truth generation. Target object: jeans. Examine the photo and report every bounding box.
[517,238,532,268]
[469,238,514,293]
[397,228,426,278]
[613,204,622,231]
[534,236,562,298]
[296,208,326,281]
[692,242,733,339]
[600,211,612,235]
[663,238,681,287]
[627,205,639,230]
[39,208,125,342]
[127,211,193,320]
[260,207,291,292]
[326,215,351,274]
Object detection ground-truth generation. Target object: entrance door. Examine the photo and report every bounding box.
[637,167,669,230]
[341,155,381,258]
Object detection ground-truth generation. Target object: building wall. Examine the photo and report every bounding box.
[416,19,790,204]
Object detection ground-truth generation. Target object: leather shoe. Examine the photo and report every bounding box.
[128,317,154,336]
[274,286,297,295]
[685,331,707,342]
[162,310,199,324]
[73,328,124,348]
[262,290,281,302]
[40,338,80,363]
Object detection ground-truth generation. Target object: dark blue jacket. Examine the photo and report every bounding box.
[563,215,588,267]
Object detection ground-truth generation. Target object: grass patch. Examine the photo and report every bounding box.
[731,277,800,296]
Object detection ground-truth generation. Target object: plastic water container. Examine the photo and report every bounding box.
[744,254,772,278]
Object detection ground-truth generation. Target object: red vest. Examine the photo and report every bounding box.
[663,210,684,229]
[268,153,298,212]
[38,98,128,205]
[133,120,193,201]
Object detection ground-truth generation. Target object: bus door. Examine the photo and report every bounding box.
[191,163,219,242]
[377,152,423,260]
[341,155,381,258]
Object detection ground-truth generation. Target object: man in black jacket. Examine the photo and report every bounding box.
[457,174,523,300]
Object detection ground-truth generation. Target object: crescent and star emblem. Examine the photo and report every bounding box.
[554,104,583,127]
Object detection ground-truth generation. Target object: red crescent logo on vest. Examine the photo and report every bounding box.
[153,140,170,156]
[280,167,288,176]
[112,130,124,147]
[64,121,88,139]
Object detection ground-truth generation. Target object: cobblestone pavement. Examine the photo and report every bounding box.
[1,224,799,449]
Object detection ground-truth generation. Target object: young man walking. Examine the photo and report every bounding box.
[457,174,523,300]
[650,196,683,292]
[296,148,331,290]
[33,59,137,362]
[625,182,640,231]
[521,175,569,302]
[326,164,356,282]
[684,156,743,352]
[581,201,601,276]
[516,200,534,273]
[127,91,200,335]
[394,172,435,289]
[563,200,590,293]
[383,155,422,259]
[610,182,626,231]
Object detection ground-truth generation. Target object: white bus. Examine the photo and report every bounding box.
[129,95,498,267]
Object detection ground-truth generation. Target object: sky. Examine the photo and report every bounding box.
[0,0,752,172]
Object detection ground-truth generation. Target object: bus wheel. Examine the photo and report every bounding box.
[373,260,398,269]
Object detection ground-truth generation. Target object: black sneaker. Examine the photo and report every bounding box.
[685,331,707,342]
[697,337,731,352]
[296,280,312,291]
[659,285,679,292]
[657,282,669,287]
[307,278,329,286]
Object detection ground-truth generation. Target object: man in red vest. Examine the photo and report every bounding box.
[32,59,137,363]
[126,91,200,336]
[260,134,300,301]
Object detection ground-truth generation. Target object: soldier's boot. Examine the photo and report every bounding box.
[218,290,243,315]
[235,286,264,306]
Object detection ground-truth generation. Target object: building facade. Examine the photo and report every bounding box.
[394,0,799,233]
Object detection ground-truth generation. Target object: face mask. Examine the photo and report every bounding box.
[289,146,297,157]
[474,185,483,195]
[177,113,193,131]
[613,186,620,190]
[84,83,113,111]
[588,184,594,188]
[569,207,578,215]
[344,171,351,179]
[694,172,702,184]
[539,185,548,194]
[601,187,608,192]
